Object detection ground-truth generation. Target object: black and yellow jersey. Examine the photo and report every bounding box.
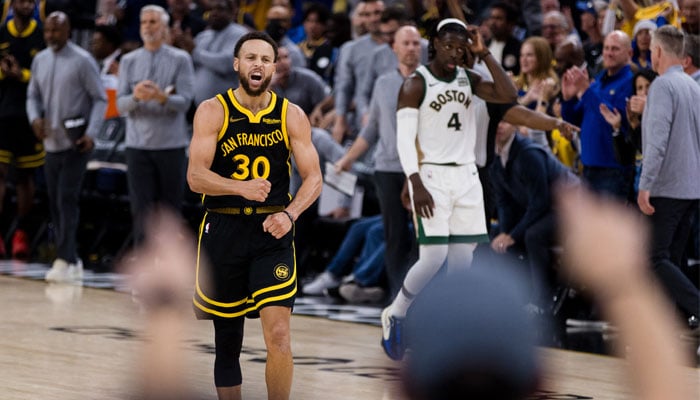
[203,89,293,210]
[0,18,44,118]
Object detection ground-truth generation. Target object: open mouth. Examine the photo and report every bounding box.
[250,72,263,82]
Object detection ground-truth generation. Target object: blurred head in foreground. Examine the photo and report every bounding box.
[402,266,540,400]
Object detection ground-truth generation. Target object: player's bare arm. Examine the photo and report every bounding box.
[263,102,322,239]
[285,102,322,218]
[187,97,271,201]
[466,27,518,104]
[504,105,580,137]
[396,74,435,219]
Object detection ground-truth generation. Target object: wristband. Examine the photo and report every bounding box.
[282,210,294,225]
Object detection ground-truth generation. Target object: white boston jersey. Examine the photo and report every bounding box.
[415,64,477,166]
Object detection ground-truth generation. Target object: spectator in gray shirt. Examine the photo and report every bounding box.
[26,11,106,283]
[331,0,385,143]
[356,6,429,125]
[183,0,249,106]
[270,46,331,116]
[117,5,194,244]
[640,25,700,328]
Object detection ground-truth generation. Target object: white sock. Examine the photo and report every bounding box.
[390,244,448,317]
[390,287,414,318]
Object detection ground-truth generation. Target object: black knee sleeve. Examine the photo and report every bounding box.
[213,318,245,387]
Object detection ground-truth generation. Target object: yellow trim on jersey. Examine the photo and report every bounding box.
[215,93,229,142]
[281,98,290,149]
[280,98,293,178]
[7,18,38,38]
[227,88,278,123]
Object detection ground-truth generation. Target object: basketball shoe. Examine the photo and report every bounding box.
[302,271,341,295]
[11,229,30,260]
[45,258,70,282]
[381,306,405,360]
[45,258,83,283]
[339,282,384,304]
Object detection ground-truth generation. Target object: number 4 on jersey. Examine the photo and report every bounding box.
[447,113,462,131]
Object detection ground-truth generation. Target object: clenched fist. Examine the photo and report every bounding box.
[240,178,271,202]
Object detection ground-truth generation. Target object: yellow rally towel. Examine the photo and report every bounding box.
[621,2,681,36]
[551,128,579,171]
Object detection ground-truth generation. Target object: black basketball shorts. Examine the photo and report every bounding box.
[193,211,296,319]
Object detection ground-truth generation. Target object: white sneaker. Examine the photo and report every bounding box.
[339,282,385,304]
[302,271,341,295]
[45,259,70,282]
[68,258,84,281]
[45,258,83,283]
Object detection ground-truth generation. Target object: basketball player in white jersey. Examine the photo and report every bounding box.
[382,18,518,360]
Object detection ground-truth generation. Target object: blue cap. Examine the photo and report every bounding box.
[576,1,597,15]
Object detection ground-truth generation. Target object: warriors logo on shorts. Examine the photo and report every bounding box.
[274,264,290,280]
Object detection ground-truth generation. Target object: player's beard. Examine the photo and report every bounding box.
[240,74,272,97]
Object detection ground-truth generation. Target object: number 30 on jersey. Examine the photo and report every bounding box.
[230,154,271,180]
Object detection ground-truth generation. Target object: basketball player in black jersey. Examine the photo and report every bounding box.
[187,31,322,400]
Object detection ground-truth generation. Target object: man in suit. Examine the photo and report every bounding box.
[489,121,577,310]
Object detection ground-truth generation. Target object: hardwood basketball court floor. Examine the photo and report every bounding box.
[1,262,698,399]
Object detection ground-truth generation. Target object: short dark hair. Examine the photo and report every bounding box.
[380,4,409,25]
[684,34,700,68]
[303,2,330,24]
[94,24,123,48]
[234,31,279,62]
[491,1,519,24]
